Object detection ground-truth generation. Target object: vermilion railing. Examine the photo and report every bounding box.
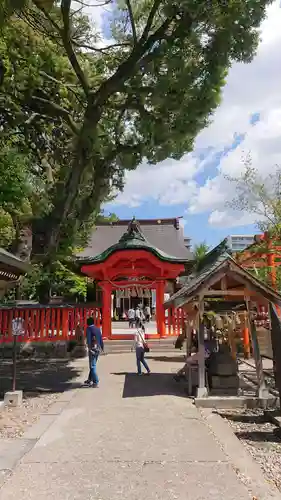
[0,304,185,343]
[0,305,101,344]
[165,307,186,336]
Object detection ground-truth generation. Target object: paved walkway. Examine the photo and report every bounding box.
[0,353,276,499]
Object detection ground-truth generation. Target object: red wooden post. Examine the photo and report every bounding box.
[56,308,62,339]
[156,280,165,338]
[168,308,171,336]
[101,281,112,339]
[39,308,45,340]
[171,306,176,336]
[50,308,56,339]
[62,307,69,340]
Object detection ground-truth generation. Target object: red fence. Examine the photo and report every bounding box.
[165,308,186,336]
[0,304,186,343]
[0,305,101,344]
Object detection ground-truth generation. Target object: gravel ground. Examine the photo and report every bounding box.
[0,392,59,439]
[219,408,281,492]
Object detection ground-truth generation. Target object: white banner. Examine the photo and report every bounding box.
[12,318,25,336]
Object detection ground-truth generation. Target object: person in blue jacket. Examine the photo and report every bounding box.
[84,317,104,387]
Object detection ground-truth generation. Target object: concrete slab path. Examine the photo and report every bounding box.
[0,353,275,499]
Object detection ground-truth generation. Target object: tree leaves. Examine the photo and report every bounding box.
[33,0,55,11]
[0,0,273,262]
[227,158,281,234]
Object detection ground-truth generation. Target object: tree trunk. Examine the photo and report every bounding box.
[12,224,33,262]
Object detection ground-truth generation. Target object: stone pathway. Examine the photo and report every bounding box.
[0,353,279,499]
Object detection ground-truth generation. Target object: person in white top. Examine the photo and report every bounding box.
[128,308,135,328]
[134,329,150,375]
[144,305,151,323]
[135,307,141,328]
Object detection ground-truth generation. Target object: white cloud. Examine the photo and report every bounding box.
[115,155,200,207]
[111,0,281,230]
[208,210,258,229]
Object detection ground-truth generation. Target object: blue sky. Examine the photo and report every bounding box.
[104,203,257,247]
[95,1,281,249]
[105,126,257,246]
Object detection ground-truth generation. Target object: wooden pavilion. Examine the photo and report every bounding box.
[0,248,29,299]
[165,239,281,401]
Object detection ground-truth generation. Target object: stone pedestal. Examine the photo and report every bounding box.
[4,390,23,407]
[71,326,87,358]
[207,344,239,396]
[196,386,208,398]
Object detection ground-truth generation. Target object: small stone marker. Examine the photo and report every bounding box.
[4,390,23,407]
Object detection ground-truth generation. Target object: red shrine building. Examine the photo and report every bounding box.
[77,218,192,339]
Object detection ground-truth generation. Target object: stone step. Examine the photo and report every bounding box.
[104,338,177,354]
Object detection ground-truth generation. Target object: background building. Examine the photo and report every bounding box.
[184,236,192,251]
[81,217,192,261]
[227,234,255,252]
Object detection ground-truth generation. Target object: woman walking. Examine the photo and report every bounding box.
[134,328,151,375]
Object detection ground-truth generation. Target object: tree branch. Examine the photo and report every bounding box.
[72,41,131,52]
[92,14,176,108]
[38,70,85,105]
[140,0,162,42]
[125,0,137,45]
[31,96,79,134]
[60,0,89,95]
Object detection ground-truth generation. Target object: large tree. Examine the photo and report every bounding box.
[227,160,281,234]
[1,0,273,262]
[227,160,281,289]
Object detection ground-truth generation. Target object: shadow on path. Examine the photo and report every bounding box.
[220,412,266,424]
[145,355,185,363]
[112,372,186,398]
[0,359,82,398]
[235,430,281,443]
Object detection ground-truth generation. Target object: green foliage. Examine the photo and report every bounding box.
[20,261,87,302]
[0,148,31,212]
[248,265,281,292]
[0,0,273,267]
[193,242,210,268]
[0,209,15,247]
[227,158,281,236]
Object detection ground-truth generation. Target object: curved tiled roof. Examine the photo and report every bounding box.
[77,218,190,264]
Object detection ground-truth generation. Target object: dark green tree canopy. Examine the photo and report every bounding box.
[0,0,273,261]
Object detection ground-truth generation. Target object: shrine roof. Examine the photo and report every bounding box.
[78,217,192,263]
[77,218,189,265]
[0,248,29,280]
[165,239,281,308]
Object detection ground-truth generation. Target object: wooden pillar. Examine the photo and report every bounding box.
[100,281,112,340]
[228,315,237,360]
[156,280,166,338]
[197,297,207,397]
[266,231,277,288]
[243,308,251,359]
[269,302,281,409]
[246,300,268,399]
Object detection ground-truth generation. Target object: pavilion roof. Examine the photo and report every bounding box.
[0,248,29,281]
[165,239,281,309]
[77,218,189,265]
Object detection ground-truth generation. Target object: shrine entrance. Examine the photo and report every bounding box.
[78,219,186,339]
